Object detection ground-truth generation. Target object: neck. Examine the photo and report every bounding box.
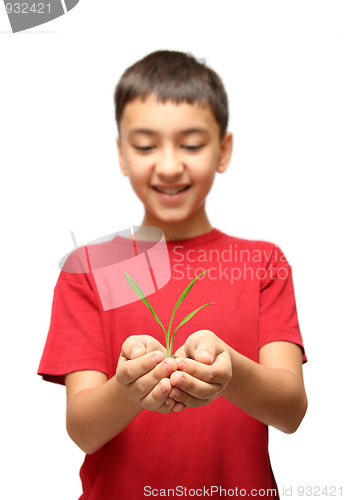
[140,207,213,241]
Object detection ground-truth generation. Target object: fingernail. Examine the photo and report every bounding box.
[163,362,172,374]
[177,361,185,370]
[197,350,213,363]
[159,382,167,393]
[171,388,179,398]
[152,354,163,364]
[173,403,185,413]
[176,375,185,386]
[131,347,144,359]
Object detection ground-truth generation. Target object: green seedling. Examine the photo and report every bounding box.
[122,268,215,357]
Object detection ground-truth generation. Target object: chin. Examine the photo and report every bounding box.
[147,210,190,225]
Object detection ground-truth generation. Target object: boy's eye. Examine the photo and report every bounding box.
[182,145,204,151]
[132,144,204,152]
[133,145,155,152]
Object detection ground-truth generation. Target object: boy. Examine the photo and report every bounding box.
[38,50,307,499]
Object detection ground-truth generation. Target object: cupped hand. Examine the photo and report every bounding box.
[116,335,184,413]
[169,330,233,410]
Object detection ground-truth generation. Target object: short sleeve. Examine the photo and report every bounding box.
[37,271,108,385]
[258,245,307,363]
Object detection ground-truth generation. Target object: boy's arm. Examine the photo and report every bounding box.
[65,369,142,455]
[224,340,307,434]
[65,336,178,455]
[171,330,307,434]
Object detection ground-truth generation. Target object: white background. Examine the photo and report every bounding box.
[1,1,345,498]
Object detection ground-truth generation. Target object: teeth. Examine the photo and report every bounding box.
[155,186,188,194]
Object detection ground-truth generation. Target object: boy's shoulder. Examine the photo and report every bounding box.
[208,229,288,266]
[212,228,281,251]
[59,232,136,276]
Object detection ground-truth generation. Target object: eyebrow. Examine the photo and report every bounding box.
[181,128,209,136]
[129,128,210,136]
[129,128,156,136]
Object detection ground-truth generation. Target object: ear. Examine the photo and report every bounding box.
[216,132,233,173]
[116,136,128,177]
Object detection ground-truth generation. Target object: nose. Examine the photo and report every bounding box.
[154,147,184,178]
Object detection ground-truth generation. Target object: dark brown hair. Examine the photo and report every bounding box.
[114,50,229,138]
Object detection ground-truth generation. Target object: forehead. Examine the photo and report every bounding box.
[119,94,220,136]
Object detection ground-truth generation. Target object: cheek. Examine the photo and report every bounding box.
[190,152,218,183]
[124,154,151,184]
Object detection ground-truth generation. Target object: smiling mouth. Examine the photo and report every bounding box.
[153,186,190,195]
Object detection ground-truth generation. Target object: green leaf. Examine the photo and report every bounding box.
[173,269,211,313]
[173,302,215,333]
[169,302,215,354]
[122,270,167,335]
[166,269,211,338]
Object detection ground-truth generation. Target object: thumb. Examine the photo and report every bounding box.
[121,336,147,360]
[195,348,215,365]
[121,334,166,360]
[130,345,146,359]
[185,330,218,365]
[195,348,214,364]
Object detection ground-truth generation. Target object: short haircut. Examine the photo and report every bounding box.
[114,50,229,138]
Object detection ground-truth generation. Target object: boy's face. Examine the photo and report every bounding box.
[117,94,232,230]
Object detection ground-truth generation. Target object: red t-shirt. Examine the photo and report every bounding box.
[37,228,307,499]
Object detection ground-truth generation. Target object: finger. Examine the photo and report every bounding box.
[144,356,178,387]
[183,330,223,364]
[121,335,166,359]
[169,385,209,408]
[169,370,217,401]
[156,397,177,414]
[135,357,178,410]
[140,377,173,411]
[116,350,165,385]
[174,352,231,385]
[120,356,178,402]
[172,402,186,413]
